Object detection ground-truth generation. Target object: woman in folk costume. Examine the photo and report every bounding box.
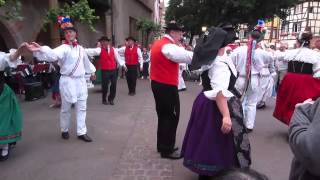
[26,16,96,142]
[0,45,26,161]
[273,30,320,125]
[182,24,251,180]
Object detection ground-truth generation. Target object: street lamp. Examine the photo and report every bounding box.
[201,26,207,32]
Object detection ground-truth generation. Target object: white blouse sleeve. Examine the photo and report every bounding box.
[33,45,65,62]
[313,61,320,78]
[161,44,193,64]
[203,61,234,100]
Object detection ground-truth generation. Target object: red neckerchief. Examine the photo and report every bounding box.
[64,40,78,47]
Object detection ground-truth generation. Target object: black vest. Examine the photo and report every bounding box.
[287,61,313,74]
[201,63,240,98]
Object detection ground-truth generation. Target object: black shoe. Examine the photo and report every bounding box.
[128,92,134,96]
[257,102,266,109]
[61,132,69,140]
[198,175,212,180]
[102,101,109,105]
[160,151,183,160]
[78,134,92,142]
[109,100,114,105]
[246,128,253,133]
[158,147,179,153]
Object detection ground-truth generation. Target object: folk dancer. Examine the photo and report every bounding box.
[118,37,143,96]
[0,45,25,161]
[273,30,320,125]
[230,20,273,132]
[182,24,251,179]
[150,21,193,159]
[27,16,96,142]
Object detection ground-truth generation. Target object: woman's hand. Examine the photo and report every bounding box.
[221,116,232,134]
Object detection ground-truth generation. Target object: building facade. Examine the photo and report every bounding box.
[279,0,320,48]
[0,0,156,52]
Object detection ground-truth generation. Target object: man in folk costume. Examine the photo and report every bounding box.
[256,48,276,109]
[150,21,193,159]
[87,36,126,105]
[26,16,96,142]
[230,20,273,132]
[0,46,26,161]
[118,37,143,96]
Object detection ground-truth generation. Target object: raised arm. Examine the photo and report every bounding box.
[85,47,101,57]
[114,48,125,67]
[161,44,193,64]
[28,42,64,62]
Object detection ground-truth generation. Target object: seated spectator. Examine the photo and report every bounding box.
[289,98,320,180]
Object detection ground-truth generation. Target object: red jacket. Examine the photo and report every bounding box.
[125,46,139,65]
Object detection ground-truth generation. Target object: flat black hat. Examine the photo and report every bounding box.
[125,36,136,41]
[164,21,184,31]
[99,36,111,42]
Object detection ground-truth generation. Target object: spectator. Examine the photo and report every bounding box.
[288,98,320,180]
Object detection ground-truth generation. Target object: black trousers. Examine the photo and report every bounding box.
[126,64,138,94]
[151,80,180,154]
[101,69,118,102]
[142,62,149,78]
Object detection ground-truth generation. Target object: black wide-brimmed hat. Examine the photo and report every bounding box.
[125,36,136,41]
[190,23,237,70]
[164,20,184,31]
[99,36,111,42]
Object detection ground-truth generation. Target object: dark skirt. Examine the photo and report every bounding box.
[182,92,251,176]
[273,73,320,125]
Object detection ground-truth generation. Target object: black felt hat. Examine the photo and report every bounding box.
[125,36,136,41]
[99,36,111,42]
[164,21,184,31]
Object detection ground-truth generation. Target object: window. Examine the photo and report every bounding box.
[293,22,301,32]
[295,4,302,14]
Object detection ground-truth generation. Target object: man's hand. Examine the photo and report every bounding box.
[90,74,96,81]
[123,65,128,72]
[26,42,41,52]
[295,98,314,108]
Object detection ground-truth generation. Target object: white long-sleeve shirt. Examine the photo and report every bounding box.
[85,46,125,67]
[230,46,271,77]
[283,47,320,78]
[161,35,193,64]
[33,44,96,77]
[117,46,143,68]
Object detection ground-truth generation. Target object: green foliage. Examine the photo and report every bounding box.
[136,18,161,45]
[0,0,23,20]
[166,0,299,35]
[44,0,99,31]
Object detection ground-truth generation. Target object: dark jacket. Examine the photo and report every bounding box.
[289,98,320,180]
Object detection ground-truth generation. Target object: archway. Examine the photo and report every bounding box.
[0,21,17,51]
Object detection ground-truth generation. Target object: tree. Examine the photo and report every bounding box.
[44,0,99,31]
[136,18,161,47]
[0,0,22,20]
[166,0,299,43]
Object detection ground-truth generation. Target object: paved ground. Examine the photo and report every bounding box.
[0,79,292,180]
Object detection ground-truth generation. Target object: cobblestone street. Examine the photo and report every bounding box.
[0,80,292,180]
